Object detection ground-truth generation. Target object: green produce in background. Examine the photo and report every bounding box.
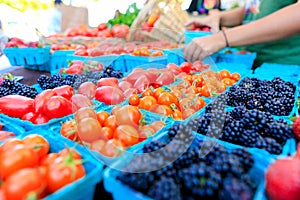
[107,3,140,27]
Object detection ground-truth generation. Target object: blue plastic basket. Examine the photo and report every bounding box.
[103,133,273,200]
[124,54,168,73]
[184,30,212,45]
[4,46,50,66]
[11,129,103,200]
[66,54,126,72]
[47,50,76,74]
[0,117,25,136]
[217,48,257,70]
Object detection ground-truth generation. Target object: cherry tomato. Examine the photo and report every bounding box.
[201,85,211,97]
[77,117,105,143]
[191,97,206,111]
[22,134,50,160]
[102,126,113,140]
[2,168,47,200]
[182,108,196,119]
[60,120,78,141]
[153,88,164,100]
[115,105,142,127]
[151,105,173,116]
[104,115,118,131]
[90,140,106,152]
[139,96,157,110]
[96,111,110,126]
[150,121,166,132]
[157,92,177,107]
[219,69,231,79]
[0,144,39,179]
[114,125,139,147]
[100,139,124,157]
[222,78,235,86]
[230,73,241,81]
[172,109,183,120]
[142,88,154,97]
[129,94,140,106]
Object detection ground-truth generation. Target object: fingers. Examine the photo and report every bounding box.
[184,40,201,62]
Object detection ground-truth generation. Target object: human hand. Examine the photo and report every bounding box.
[184,32,226,62]
[185,14,221,33]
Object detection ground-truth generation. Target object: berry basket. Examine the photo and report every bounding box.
[103,132,273,200]
[11,129,104,200]
[216,48,257,70]
[48,50,76,74]
[184,30,212,45]
[66,54,126,72]
[4,46,50,70]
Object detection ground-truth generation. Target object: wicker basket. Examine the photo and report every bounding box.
[128,0,189,44]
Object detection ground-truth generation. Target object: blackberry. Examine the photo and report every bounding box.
[240,109,268,132]
[263,137,283,155]
[196,114,211,135]
[245,96,262,110]
[117,171,155,193]
[238,130,260,147]
[147,176,181,200]
[219,177,253,200]
[153,165,177,181]
[0,87,10,97]
[211,153,244,178]
[232,148,254,173]
[222,120,245,143]
[187,118,200,132]
[143,140,166,153]
[172,148,199,171]
[110,70,123,78]
[167,124,180,139]
[179,162,222,199]
[1,79,15,89]
[104,65,114,75]
[230,106,248,120]
[264,122,294,144]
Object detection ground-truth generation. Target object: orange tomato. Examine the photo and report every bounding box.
[201,85,211,97]
[96,111,110,126]
[191,97,206,111]
[230,73,241,81]
[184,75,193,84]
[101,127,113,140]
[172,109,183,120]
[104,115,118,131]
[142,88,154,97]
[157,92,177,107]
[222,78,235,86]
[150,105,173,116]
[139,96,157,110]
[182,108,196,119]
[128,94,140,106]
[153,88,164,100]
[219,69,231,79]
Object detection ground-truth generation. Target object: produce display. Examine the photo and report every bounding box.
[0,134,86,199]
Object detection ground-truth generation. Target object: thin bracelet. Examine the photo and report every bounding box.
[221,30,229,47]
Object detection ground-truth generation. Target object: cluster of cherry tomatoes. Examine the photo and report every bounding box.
[131,47,164,57]
[60,106,166,158]
[0,134,85,200]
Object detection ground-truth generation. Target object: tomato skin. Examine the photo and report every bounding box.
[44,96,74,119]
[128,94,140,106]
[139,96,157,110]
[0,144,39,179]
[153,88,164,99]
[172,109,183,120]
[230,73,241,81]
[77,117,105,143]
[157,92,177,107]
[97,78,119,87]
[59,148,82,160]
[74,107,97,123]
[115,105,142,127]
[40,153,60,166]
[2,168,47,200]
[0,131,15,142]
[71,94,94,110]
[102,127,113,140]
[166,63,182,75]
[180,62,193,73]
[0,138,23,153]
[114,125,139,147]
[182,108,196,119]
[104,115,118,131]
[97,23,107,31]
[100,139,124,157]
[46,156,85,193]
[90,140,106,152]
[78,82,97,100]
[96,111,110,126]
[34,89,57,114]
[218,69,231,79]
[53,85,75,101]
[32,114,50,124]
[23,134,50,160]
[95,86,125,105]
[0,95,34,118]
[150,121,165,132]
[142,88,154,97]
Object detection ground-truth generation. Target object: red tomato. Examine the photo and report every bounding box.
[115,105,142,127]
[118,81,132,92]
[74,49,88,56]
[124,88,138,98]
[77,117,105,143]
[156,71,175,86]
[97,78,119,87]
[0,144,39,179]
[22,134,50,160]
[60,120,78,141]
[34,89,57,114]
[133,75,150,92]
[180,62,193,73]
[46,156,85,193]
[44,96,74,119]
[71,94,94,110]
[32,114,50,124]
[111,24,130,38]
[0,138,23,153]
[166,63,182,75]
[53,85,75,101]
[95,86,125,105]
[97,23,107,31]
[59,148,82,160]
[40,153,60,166]
[97,29,112,38]
[0,95,34,118]
[78,82,97,99]
[2,168,47,200]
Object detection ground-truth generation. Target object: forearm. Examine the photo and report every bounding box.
[226,2,300,47]
[219,7,245,27]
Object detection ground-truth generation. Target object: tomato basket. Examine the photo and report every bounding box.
[184,30,212,45]
[48,50,76,74]
[9,129,103,200]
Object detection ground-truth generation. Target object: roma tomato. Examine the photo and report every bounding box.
[114,125,139,147]
[115,105,142,127]
[34,89,56,114]
[2,168,47,200]
[71,94,94,110]
[44,96,74,119]
[95,86,125,105]
[53,85,75,100]
[77,117,105,143]
[96,111,110,126]
[0,95,34,118]
[118,81,132,92]
[97,78,119,87]
[0,144,39,179]
[23,134,50,160]
[0,138,23,153]
[78,82,97,99]
[166,63,182,75]
[46,155,85,193]
[74,107,97,123]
